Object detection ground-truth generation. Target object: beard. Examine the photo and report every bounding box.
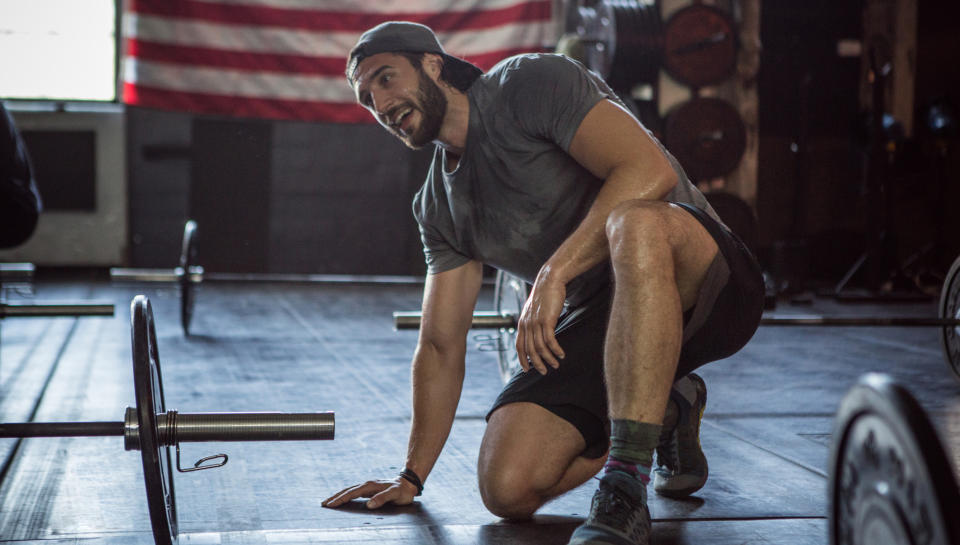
[399,70,448,149]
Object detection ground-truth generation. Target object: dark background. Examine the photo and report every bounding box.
[110,1,960,290]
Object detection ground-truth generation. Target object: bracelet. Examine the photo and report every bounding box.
[398,467,424,496]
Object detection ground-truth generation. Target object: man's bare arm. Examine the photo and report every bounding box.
[405,259,484,482]
[323,260,484,508]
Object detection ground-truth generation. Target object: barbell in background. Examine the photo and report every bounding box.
[0,302,115,318]
[0,262,35,286]
[393,311,960,330]
[0,263,116,319]
[110,220,203,336]
[393,254,960,384]
[0,295,334,545]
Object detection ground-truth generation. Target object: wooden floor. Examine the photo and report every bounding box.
[1,275,958,544]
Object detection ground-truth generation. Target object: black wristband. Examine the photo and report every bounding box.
[398,468,424,496]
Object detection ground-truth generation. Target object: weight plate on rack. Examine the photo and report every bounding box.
[662,3,737,89]
[828,373,960,545]
[939,254,960,383]
[494,271,528,384]
[606,0,662,90]
[132,295,178,545]
[179,220,197,336]
[664,97,746,181]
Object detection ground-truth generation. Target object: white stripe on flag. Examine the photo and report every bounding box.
[436,22,553,55]
[125,13,356,56]
[125,13,552,58]
[124,57,357,102]
[188,0,536,13]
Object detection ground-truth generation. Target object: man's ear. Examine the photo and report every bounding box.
[422,53,444,79]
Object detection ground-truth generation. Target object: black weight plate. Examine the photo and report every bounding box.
[607,0,662,90]
[939,254,960,384]
[828,373,960,545]
[494,271,528,384]
[179,220,197,336]
[663,3,737,88]
[664,97,746,181]
[132,295,178,545]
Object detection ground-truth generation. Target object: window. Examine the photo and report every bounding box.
[0,0,117,101]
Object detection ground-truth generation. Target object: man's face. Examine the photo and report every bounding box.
[353,53,447,149]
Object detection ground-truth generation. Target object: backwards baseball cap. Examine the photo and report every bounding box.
[346,21,483,87]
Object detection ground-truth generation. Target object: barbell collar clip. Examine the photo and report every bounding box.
[176,445,228,473]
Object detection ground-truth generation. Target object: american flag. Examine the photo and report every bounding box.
[122,0,556,123]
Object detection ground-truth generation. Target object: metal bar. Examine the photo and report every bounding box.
[761,316,958,326]
[0,421,124,438]
[394,310,517,330]
[110,268,180,283]
[0,303,115,318]
[159,411,335,444]
[393,311,960,330]
[0,263,35,282]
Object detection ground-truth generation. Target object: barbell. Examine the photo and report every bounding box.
[393,254,960,384]
[110,220,203,336]
[0,262,34,286]
[0,295,334,545]
[0,262,115,319]
[0,302,115,318]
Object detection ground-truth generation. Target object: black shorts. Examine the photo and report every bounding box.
[487,203,764,458]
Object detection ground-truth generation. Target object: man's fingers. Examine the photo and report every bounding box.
[367,486,413,509]
[322,481,386,508]
[540,321,564,369]
[365,487,396,509]
[543,323,565,362]
[321,488,361,508]
[524,328,546,375]
[531,326,559,369]
[515,327,530,372]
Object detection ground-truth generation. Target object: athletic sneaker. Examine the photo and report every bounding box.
[567,471,652,545]
[653,373,709,498]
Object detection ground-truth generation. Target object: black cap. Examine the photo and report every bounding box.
[346,21,483,87]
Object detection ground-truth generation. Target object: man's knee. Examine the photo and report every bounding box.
[605,200,675,274]
[478,461,542,520]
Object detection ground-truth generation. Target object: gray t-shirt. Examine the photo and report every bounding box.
[413,53,718,306]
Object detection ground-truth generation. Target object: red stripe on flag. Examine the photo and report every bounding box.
[123,82,372,123]
[126,38,548,77]
[127,0,552,33]
[127,39,343,76]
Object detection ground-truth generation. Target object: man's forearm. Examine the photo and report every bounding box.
[541,165,677,285]
[403,341,466,483]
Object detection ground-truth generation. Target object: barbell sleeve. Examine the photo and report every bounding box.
[157,411,335,445]
[110,267,203,283]
[111,268,181,282]
[392,311,960,330]
[393,310,517,330]
[0,303,115,318]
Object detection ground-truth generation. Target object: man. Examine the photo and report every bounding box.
[323,22,764,545]
[0,101,42,249]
